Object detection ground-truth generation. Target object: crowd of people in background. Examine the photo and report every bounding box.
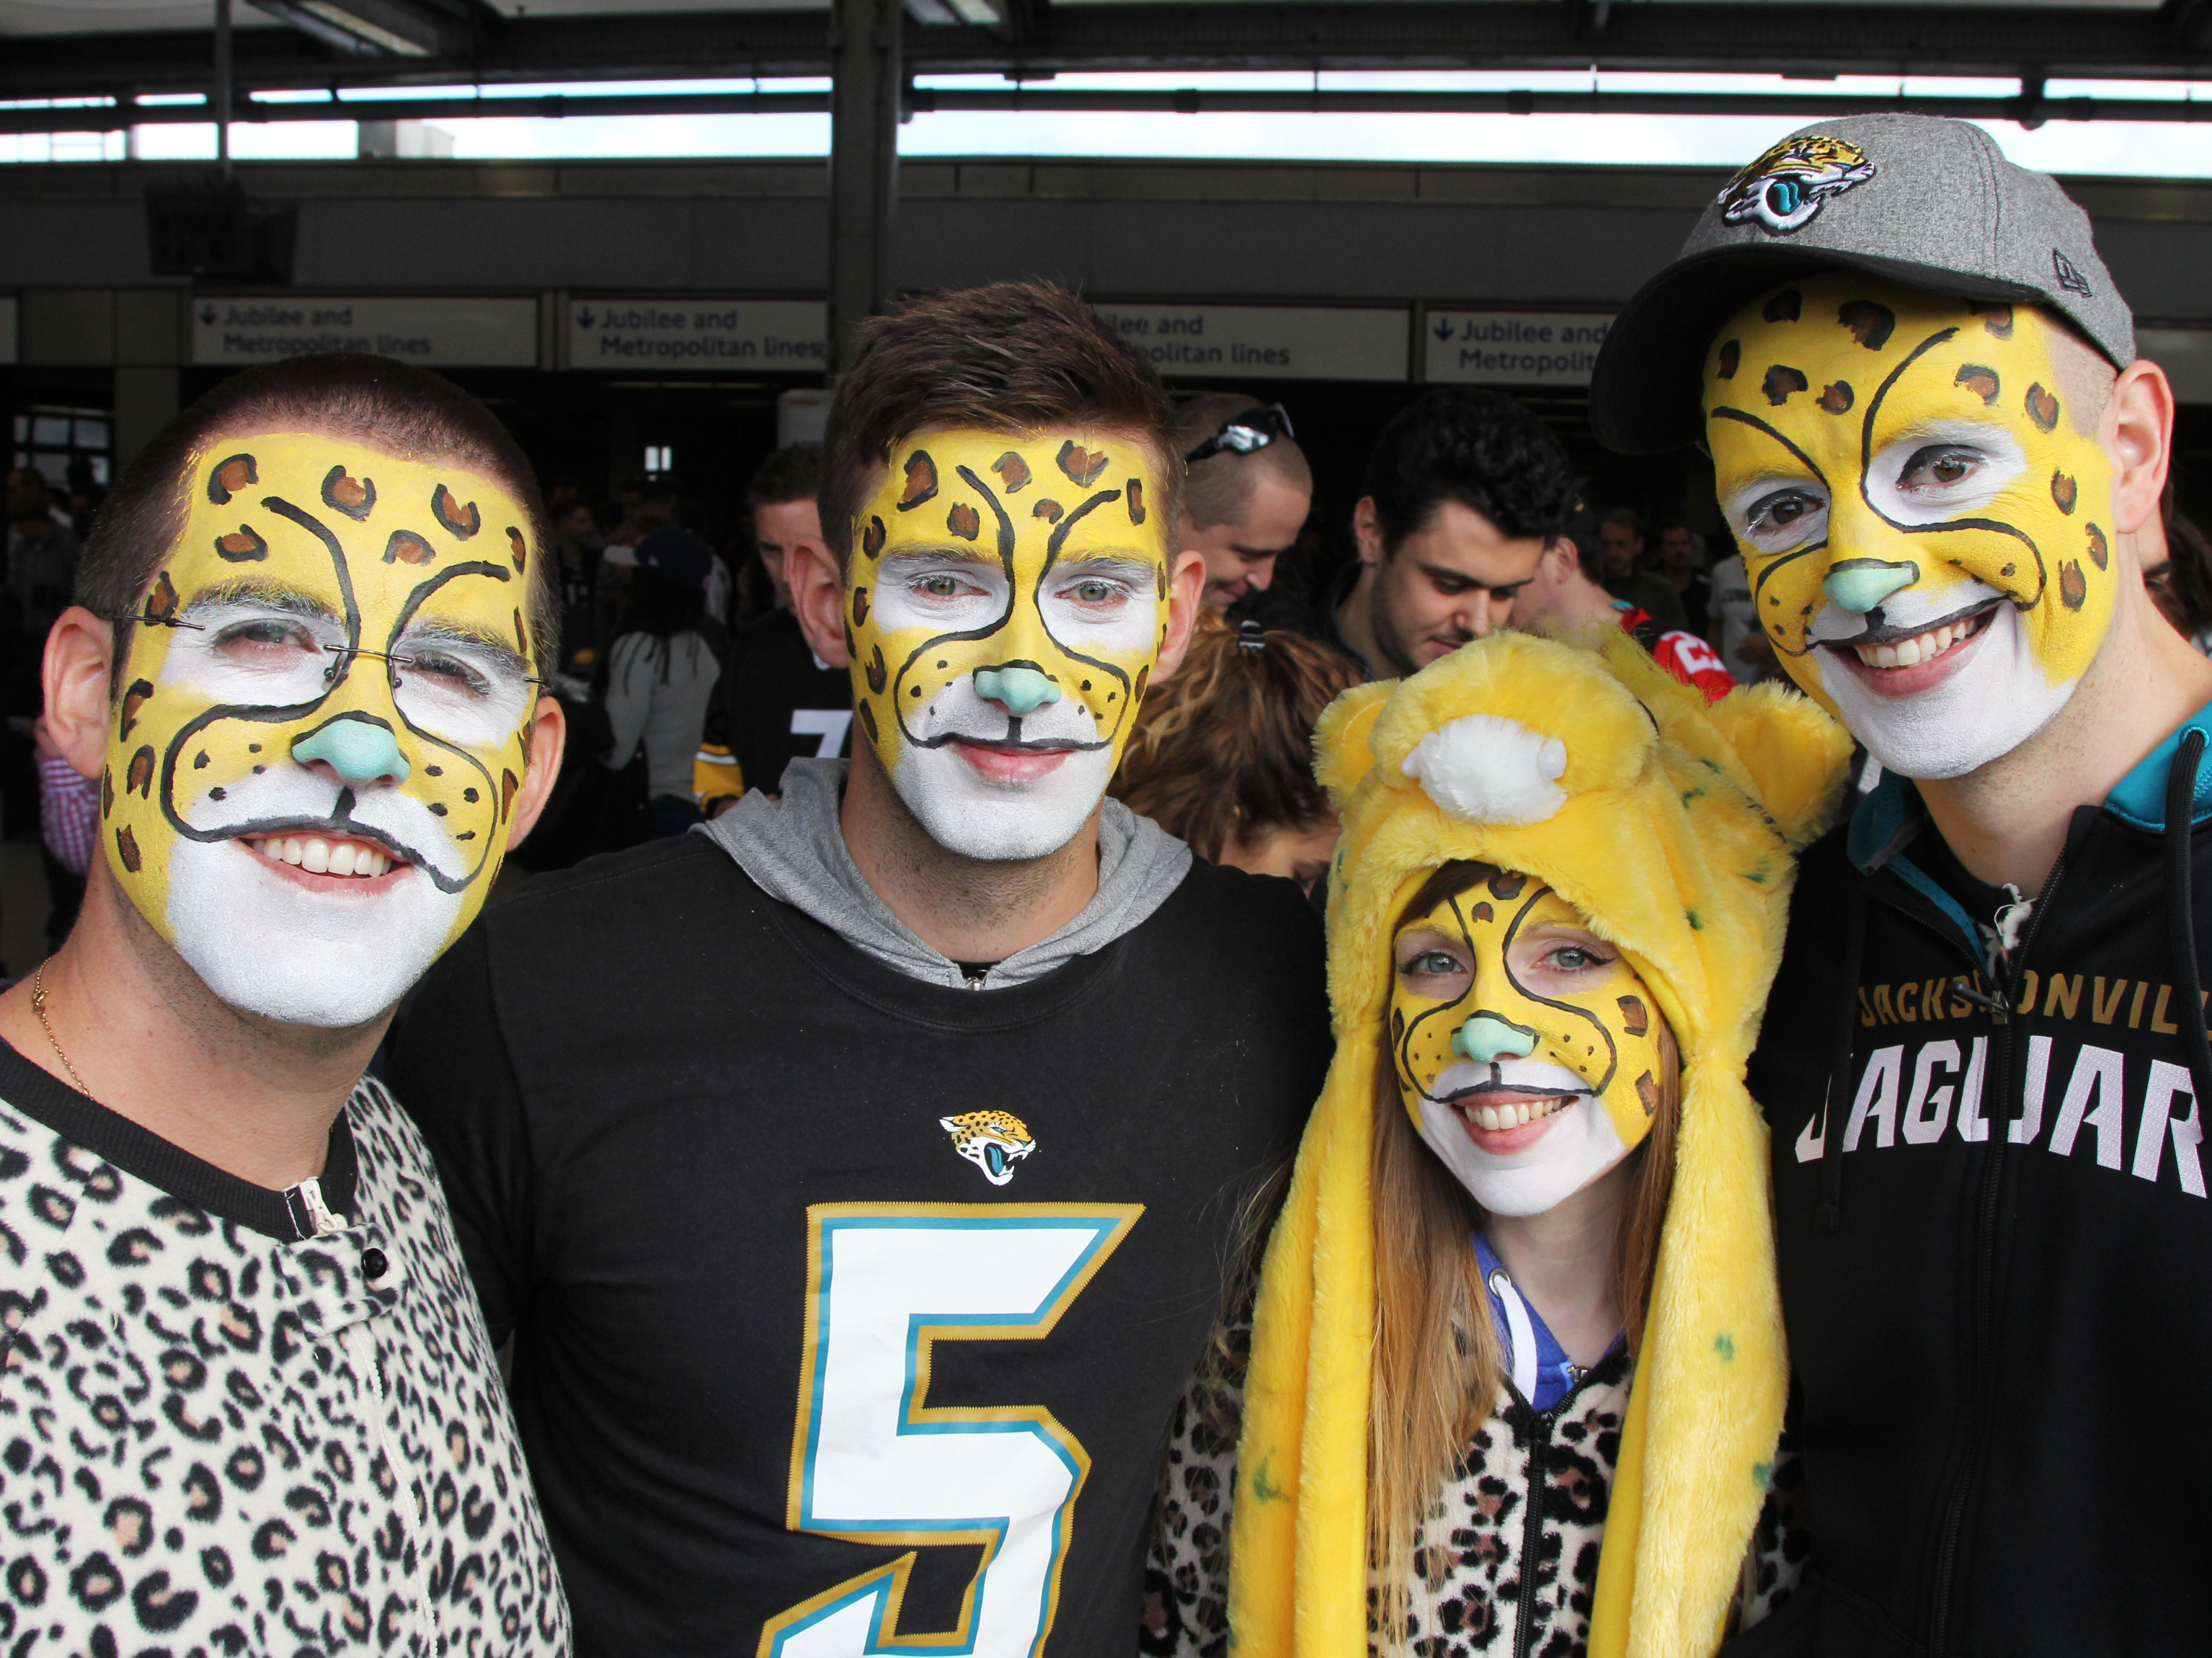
[19,372,2212,922]
[11,373,2212,923]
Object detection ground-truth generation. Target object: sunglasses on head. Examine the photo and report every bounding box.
[1186,403,1295,464]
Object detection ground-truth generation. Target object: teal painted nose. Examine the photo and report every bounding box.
[1823,559,1919,615]
[974,665,1063,718]
[1452,1014,1537,1066]
[293,717,411,785]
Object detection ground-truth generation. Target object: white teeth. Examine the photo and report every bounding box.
[1855,618,1971,669]
[1467,1097,1569,1132]
[252,836,394,878]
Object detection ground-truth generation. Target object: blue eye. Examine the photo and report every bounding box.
[1545,944,1609,972]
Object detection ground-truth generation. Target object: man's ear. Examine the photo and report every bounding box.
[1352,496,1386,567]
[788,534,850,667]
[1150,551,1209,685]
[43,606,116,785]
[505,693,569,847]
[2105,358,2175,541]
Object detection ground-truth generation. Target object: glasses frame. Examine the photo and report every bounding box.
[110,614,553,691]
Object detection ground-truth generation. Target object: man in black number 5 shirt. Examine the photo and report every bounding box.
[396,280,1331,1657]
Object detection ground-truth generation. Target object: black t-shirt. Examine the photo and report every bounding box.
[701,607,852,800]
[393,835,1331,1657]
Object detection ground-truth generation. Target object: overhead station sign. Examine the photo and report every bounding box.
[192,296,539,367]
[1425,310,1615,387]
[567,298,826,371]
[2141,327,2212,406]
[1095,304,1408,383]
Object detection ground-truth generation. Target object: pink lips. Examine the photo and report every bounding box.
[951,739,1075,785]
[1455,1092,1569,1156]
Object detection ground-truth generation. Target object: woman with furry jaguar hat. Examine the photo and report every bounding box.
[1143,630,1848,1658]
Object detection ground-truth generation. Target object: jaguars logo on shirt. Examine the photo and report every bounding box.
[941,1110,1036,1185]
[1718,134,1877,235]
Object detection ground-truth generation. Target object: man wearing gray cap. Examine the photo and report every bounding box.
[1594,114,2212,1654]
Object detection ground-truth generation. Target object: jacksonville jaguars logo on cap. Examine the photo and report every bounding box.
[940,1110,1037,1185]
[1718,134,1877,236]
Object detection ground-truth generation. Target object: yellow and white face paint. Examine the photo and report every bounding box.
[104,433,542,1028]
[1703,272,2118,779]
[844,427,1172,861]
[1390,868,1664,1216]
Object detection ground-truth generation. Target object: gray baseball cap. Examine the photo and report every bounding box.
[1589,112,2136,455]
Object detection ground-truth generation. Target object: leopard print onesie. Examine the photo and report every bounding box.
[1141,1309,1805,1656]
[0,1051,569,1655]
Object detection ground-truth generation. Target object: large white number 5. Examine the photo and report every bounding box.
[759,1203,1143,1658]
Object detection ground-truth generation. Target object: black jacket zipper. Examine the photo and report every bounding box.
[1505,1352,1614,1658]
[1922,850,2065,1657]
[1514,1404,1556,1658]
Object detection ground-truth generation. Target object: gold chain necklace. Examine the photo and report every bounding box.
[30,964,93,1097]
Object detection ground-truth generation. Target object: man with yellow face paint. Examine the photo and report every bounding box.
[1593,114,2212,1657]
[0,355,572,1656]
[394,282,1336,1657]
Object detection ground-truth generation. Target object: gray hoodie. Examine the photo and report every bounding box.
[698,758,1193,990]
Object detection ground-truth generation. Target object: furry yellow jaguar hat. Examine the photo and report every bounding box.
[1230,630,1848,1657]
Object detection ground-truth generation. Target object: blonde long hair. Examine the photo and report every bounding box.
[1366,860,1680,1646]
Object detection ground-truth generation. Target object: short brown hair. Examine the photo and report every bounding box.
[1110,610,1363,860]
[819,282,1181,571]
[746,442,822,510]
[1170,391,1314,532]
[81,353,556,682]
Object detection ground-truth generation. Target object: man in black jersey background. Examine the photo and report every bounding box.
[396,280,1333,1657]
[695,444,852,808]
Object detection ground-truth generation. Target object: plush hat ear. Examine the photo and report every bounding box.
[1314,680,1397,809]
[1707,682,1853,847]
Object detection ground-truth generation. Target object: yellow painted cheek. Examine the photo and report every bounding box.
[432,730,531,953]
[102,630,192,926]
[1597,1038,1666,1151]
[1390,994,1454,1114]
[843,564,898,767]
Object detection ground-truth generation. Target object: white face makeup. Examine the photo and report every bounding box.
[1389,870,1666,1218]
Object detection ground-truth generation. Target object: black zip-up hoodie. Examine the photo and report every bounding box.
[1741,708,2212,1657]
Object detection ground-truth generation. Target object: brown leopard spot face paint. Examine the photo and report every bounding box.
[843,427,1172,863]
[1704,272,2120,782]
[105,432,545,1028]
[1389,873,1666,1217]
